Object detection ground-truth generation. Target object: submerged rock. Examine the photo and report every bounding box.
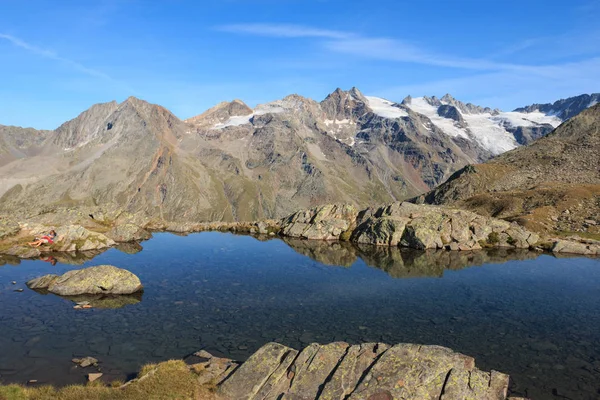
[217,342,510,400]
[72,356,98,368]
[26,265,143,295]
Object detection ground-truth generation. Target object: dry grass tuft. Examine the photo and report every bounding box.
[0,360,216,400]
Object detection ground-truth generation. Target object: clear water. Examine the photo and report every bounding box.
[1,232,599,399]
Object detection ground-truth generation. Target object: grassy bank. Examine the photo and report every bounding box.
[0,360,220,400]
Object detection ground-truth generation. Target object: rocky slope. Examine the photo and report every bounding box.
[417,104,600,234]
[0,90,597,226]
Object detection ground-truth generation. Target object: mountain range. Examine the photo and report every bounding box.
[0,89,597,225]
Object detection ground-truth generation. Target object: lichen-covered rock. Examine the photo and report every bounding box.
[26,265,142,295]
[53,225,115,252]
[280,202,541,251]
[552,240,599,255]
[219,342,297,400]
[107,224,152,242]
[218,342,510,400]
[280,204,357,240]
[0,217,20,239]
[352,216,410,246]
[26,274,59,289]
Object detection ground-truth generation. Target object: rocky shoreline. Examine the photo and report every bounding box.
[1,341,527,400]
[1,202,598,261]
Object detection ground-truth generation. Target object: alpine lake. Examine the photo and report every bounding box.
[1,232,599,399]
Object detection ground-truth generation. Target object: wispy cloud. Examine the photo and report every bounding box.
[216,23,353,39]
[0,33,132,89]
[216,23,598,76]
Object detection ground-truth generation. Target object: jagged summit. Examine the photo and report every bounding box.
[513,93,600,120]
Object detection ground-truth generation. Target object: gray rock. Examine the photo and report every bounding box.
[106,224,151,242]
[53,225,115,252]
[0,218,20,239]
[281,202,538,252]
[26,265,143,295]
[218,342,510,400]
[281,204,357,240]
[552,240,598,255]
[72,356,98,368]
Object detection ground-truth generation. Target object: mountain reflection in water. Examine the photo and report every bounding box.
[282,237,543,278]
[1,232,598,399]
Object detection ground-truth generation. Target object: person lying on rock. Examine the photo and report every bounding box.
[28,230,57,247]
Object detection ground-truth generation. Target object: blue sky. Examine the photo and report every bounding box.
[1,0,599,129]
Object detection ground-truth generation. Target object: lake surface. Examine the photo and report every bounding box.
[1,232,599,399]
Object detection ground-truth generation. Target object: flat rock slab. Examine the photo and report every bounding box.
[26,265,143,295]
[218,342,510,400]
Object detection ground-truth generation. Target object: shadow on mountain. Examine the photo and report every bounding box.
[282,238,545,278]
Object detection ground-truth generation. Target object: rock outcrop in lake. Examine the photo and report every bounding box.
[26,265,143,296]
[217,342,511,399]
[280,202,540,251]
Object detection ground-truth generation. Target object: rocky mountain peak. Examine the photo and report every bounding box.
[186,99,253,127]
[513,93,600,121]
[441,94,455,103]
[50,101,119,149]
[321,87,370,121]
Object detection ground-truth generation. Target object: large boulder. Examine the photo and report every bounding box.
[52,225,115,252]
[27,265,143,295]
[218,342,510,400]
[280,204,357,240]
[552,240,600,255]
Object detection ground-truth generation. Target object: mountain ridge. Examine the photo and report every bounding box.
[416,103,600,234]
[1,89,598,226]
